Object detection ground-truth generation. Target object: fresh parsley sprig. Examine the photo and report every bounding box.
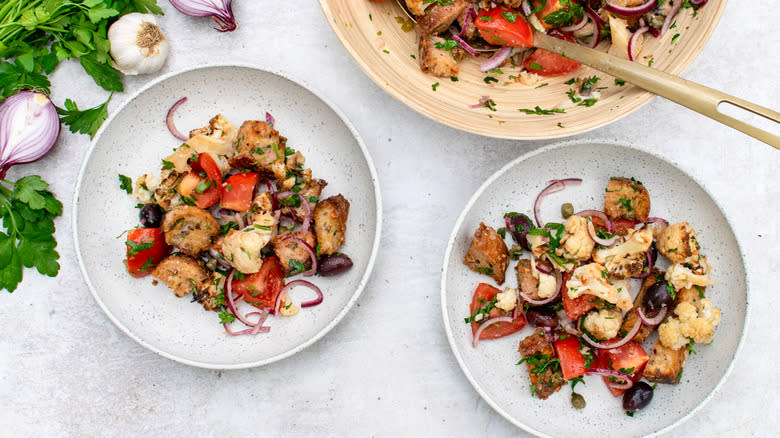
[0,175,63,292]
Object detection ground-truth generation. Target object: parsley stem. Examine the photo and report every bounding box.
[0,191,19,237]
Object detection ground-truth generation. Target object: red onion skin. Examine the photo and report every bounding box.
[0,90,60,179]
[168,0,237,32]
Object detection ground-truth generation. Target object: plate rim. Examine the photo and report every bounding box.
[73,63,383,370]
[439,138,750,437]
[318,0,728,140]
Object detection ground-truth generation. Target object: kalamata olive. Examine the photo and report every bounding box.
[642,281,674,312]
[526,307,559,328]
[622,381,654,412]
[139,203,164,228]
[505,213,534,250]
[317,253,353,276]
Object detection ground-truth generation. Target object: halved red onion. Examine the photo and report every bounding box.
[480,47,513,73]
[450,30,481,57]
[587,219,618,246]
[519,270,561,305]
[586,368,634,389]
[291,237,318,276]
[561,16,589,33]
[604,0,656,16]
[628,21,650,61]
[265,111,275,126]
[166,97,188,141]
[660,0,683,36]
[0,90,60,180]
[472,316,515,348]
[575,209,613,232]
[468,96,491,109]
[637,306,668,326]
[534,178,582,227]
[581,315,642,349]
[280,280,324,308]
[169,0,237,32]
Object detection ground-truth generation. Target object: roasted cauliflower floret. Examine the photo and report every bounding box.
[603,177,650,221]
[657,222,700,264]
[278,295,300,316]
[527,233,549,259]
[658,299,721,350]
[566,263,633,311]
[221,223,275,274]
[405,0,427,16]
[593,227,653,279]
[665,259,714,291]
[558,215,594,261]
[583,308,624,340]
[495,288,518,312]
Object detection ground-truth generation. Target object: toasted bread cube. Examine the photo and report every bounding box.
[517,328,565,399]
[417,0,467,35]
[463,222,510,285]
[604,177,650,221]
[643,339,688,384]
[162,206,219,257]
[419,34,464,78]
[313,194,349,256]
[152,255,212,298]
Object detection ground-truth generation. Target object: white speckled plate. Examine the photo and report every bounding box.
[441,140,748,437]
[74,65,382,369]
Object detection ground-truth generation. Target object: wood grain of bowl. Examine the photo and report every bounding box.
[319,0,726,139]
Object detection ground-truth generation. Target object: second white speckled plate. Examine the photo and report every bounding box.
[74,65,381,369]
[441,140,747,437]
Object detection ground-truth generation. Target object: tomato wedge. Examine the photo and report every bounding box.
[197,152,222,186]
[596,342,649,396]
[474,7,534,48]
[177,172,220,208]
[125,228,169,278]
[611,218,639,233]
[554,336,587,380]
[523,34,581,76]
[221,172,259,212]
[533,0,569,30]
[560,272,599,320]
[469,283,527,340]
[231,256,285,310]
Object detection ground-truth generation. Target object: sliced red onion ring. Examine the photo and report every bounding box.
[450,30,481,57]
[298,193,311,235]
[581,6,604,48]
[660,0,683,36]
[575,209,613,233]
[561,16,589,33]
[604,0,656,16]
[637,306,668,326]
[225,269,262,327]
[468,96,491,109]
[520,0,533,16]
[166,97,188,141]
[519,270,561,305]
[534,179,582,227]
[280,280,324,309]
[472,316,515,348]
[291,237,318,276]
[460,4,476,37]
[209,248,232,269]
[690,0,707,5]
[581,314,642,349]
[646,217,669,226]
[234,212,245,229]
[480,47,513,73]
[265,111,275,126]
[264,179,279,210]
[628,22,650,61]
[586,368,634,389]
[587,219,618,246]
[223,311,271,336]
[533,257,552,274]
[632,250,654,279]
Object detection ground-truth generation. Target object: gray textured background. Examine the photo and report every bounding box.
[1,1,777,436]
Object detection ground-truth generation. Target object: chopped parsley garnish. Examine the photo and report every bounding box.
[618,198,633,211]
[126,240,153,256]
[475,267,494,276]
[614,78,626,86]
[218,307,236,324]
[431,82,440,91]
[517,353,561,375]
[666,280,676,300]
[465,296,498,324]
[686,338,697,355]
[288,259,306,275]
[518,106,565,115]
[161,159,174,170]
[434,39,459,51]
[502,11,518,23]
[528,62,543,71]
[118,174,132,194]
[483,76,499,84]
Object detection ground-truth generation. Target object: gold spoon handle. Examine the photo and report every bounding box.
[534,33,780,149]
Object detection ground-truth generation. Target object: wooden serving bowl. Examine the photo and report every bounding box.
[319,0,727,139]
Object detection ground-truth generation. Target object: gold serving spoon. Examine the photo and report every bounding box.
[397,1,780,148]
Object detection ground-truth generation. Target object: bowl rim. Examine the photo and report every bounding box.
[318,0,728,140]
[439,138,750,437]
[72,63,384,369]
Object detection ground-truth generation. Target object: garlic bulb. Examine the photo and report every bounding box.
[108,13,169,75]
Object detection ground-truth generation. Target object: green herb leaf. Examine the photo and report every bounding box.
[118,174,132,194]
[57,93,112,139]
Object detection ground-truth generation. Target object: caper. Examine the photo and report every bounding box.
[571,392,586,409]
[561,202,574,219]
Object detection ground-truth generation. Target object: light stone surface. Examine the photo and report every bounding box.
[1,1,778,437]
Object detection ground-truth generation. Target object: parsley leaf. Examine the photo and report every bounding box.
[118,174,133,194]
[57,94,113,139]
